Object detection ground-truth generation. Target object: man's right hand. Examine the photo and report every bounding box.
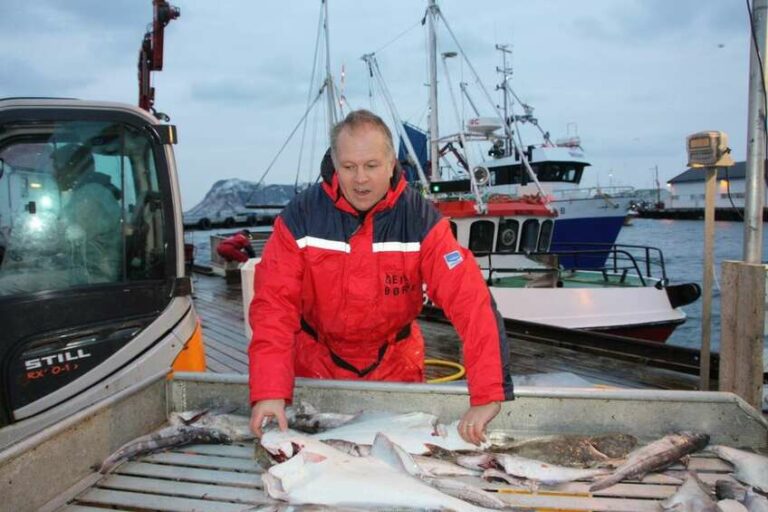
[250,399,288,438]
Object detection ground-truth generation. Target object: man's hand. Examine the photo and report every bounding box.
[250,399,288,438]
[458,401,501,445]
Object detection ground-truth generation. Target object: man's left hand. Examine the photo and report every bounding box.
[458,401,501,445]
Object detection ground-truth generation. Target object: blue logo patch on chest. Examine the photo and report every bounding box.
[443,250,463,270]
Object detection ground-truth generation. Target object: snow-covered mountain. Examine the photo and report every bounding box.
[183,178,305,227]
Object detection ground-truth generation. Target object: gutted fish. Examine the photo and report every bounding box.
[660,471,718,511]
[260,430,492,511]
[710,445,768,493]
[312,411,483,454]
[98,425,232,473]
[456,452,610,486]
[319,438,479,477]
[589,431,710,492]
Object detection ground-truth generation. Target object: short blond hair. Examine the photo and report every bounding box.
[330,110,395,165]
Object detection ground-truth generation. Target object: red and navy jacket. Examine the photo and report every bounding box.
[248,165,513,407]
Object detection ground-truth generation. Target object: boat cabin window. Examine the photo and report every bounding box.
[495,218,519,253]
[519,219,540,253]
[489,164,526,186]
[535,163,584,184]
[449,221,457,240]
[468,220,495,254]
[538,219,553,251]
[0,120,168,297]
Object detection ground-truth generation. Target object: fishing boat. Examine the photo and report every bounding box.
[365,0,699,343]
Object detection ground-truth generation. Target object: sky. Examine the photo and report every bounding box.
[0,0,751,209]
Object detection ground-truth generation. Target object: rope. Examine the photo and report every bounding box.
[425,358,465,383]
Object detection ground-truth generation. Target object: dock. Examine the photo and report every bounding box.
[192,272,699,390]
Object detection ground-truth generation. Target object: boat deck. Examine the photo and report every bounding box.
[58,442,737,511]
[191,272,698,390]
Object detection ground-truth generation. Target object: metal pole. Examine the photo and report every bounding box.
[700,167,717,390]
[744,0,767,263]
[654,165,661,205]
[323,0,338,142]
[427,0,440,181]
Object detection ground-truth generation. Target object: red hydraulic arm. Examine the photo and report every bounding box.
[138,0,180,112]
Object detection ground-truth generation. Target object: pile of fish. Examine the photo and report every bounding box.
[96,401,768,511]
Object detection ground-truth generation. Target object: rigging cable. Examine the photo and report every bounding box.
[255,88,325,188]
[294,3,326,194]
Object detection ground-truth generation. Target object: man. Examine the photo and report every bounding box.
[248,110,513,445]
[216,229,256,263]
[0,144,121,294]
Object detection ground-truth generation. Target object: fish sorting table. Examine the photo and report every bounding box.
[49,373,765,512]
[57,443,740,511]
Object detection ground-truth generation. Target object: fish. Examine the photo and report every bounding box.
[716,479,748,502]
[284,400,357,433]
[745,489,768,512]
[259,429,492,511]
[170,409,253,441]
[311,411,484,454]
[98,425,232,473]
[319,439,480,477]
[481,468,533,489]
[718,499,750,512]
[499,433,637,468]
[589,431,710,492]
[709,445,768,493]
[660,471,718,511]
[456,452,610,486]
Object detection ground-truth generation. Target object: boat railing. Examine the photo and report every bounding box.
[549,185,636,201]
[476,243,668,288]
[550,242,668,284]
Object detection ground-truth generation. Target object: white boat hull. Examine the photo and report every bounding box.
[490,285,686,342]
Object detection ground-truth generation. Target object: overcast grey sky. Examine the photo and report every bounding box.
[0,1,749,208]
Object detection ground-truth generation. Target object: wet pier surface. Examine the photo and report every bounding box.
[191,272,698,390]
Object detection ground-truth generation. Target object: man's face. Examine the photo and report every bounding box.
[334,124,395,212]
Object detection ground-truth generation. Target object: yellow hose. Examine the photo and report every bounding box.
[425,358,466,383]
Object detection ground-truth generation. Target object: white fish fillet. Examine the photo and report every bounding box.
[312,411,482,454]
[710,445,768,493]
[661,472,718,511]
[260,430,491,511]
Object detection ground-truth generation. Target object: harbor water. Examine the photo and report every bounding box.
[188,218,768,352]
[617,218,768,350]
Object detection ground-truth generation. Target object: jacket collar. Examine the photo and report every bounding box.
[322,171,407,217]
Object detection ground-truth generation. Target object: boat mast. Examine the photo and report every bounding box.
[322,0,338,143]
[427,0,440,181]
[495,44,513,157]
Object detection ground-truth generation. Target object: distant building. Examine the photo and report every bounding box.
[666,161,767,213]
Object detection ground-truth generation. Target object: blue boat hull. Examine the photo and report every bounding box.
[551,216,626,268]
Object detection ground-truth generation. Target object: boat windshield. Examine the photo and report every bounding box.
[0,119,168,297]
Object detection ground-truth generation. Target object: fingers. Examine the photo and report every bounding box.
[459,419,486,445]
[275,407,289,432]
[251,410,265,438]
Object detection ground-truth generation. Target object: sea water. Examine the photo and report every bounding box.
[617,218,768,350]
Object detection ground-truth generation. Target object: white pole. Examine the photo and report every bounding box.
[744,0,767,263]
[427,0,440,181]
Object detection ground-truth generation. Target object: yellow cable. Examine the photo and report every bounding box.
[425,358,465,383]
